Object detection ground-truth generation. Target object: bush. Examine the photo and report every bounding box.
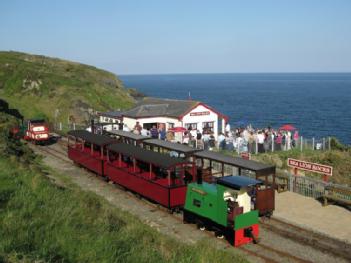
[330,137,349,151]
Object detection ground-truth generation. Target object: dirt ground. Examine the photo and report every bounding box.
[274,191,351,243]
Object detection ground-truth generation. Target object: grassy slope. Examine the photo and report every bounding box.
[0,51,134,123]
[0,114,247,263]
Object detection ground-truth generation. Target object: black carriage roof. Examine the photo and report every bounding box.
[68,130,116,146]
[107,130,149,141]
[144,139,200,154]
[107,143,186,168]
[217,176,262,190]
[194,150,275,174]
[29,119,45,123]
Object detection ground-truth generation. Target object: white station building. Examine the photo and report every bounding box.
[98,98,228,139]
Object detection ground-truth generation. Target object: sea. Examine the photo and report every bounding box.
[120,73,351,145]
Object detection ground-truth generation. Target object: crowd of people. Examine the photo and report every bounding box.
[218,125,299,153]
[126,122,299,153]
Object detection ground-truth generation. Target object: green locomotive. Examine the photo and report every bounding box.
[184,175,261,247]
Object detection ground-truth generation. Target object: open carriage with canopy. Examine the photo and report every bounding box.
[105,143,196,210]
[193,150,276,216]
[67,130,115,176]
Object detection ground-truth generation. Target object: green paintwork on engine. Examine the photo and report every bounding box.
[234,210,259,230]
[184,182,259,228]
[184,182,227,226]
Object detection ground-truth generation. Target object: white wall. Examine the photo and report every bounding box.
[123,116,181,130]
[182,104,219,139]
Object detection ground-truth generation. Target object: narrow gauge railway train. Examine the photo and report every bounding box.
[67,130,269,246]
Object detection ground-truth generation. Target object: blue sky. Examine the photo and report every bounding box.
[1,0,350,74]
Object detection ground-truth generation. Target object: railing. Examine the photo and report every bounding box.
[230,136,332,154]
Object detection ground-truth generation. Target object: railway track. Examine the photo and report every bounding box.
[32,141,350,263]
[260,217,351,262]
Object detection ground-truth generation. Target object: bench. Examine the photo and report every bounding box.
[323,185,351,207]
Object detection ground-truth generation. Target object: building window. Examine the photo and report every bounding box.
[104,117,109,122]
[167,122,175,129]
[202,122,214,132]
[185,123,197,130]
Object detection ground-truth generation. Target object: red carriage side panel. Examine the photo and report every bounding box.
[169,186,187,207]
[68,147,104,175]
[106,163,187,208]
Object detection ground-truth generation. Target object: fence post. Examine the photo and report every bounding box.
[328,137,331,150]
[271,138,274,152]
[59,122,62,131]
[300,136,303,152]
[323,138,325,150]
[255,139,258,154]
[312,137,315,150]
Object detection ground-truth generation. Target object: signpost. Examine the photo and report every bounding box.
[287,158,333,182]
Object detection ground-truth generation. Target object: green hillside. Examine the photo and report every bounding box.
[0,51,134,124]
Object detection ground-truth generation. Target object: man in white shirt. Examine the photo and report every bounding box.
[257,131,265,153]
[123,124,130,132]
[225,123,231,133]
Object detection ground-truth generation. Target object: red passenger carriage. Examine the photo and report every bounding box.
[67,130,197,210]
[105,143,196,210]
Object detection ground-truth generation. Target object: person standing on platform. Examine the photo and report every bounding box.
[183,131,190,145]
[248,131,255,153]
[209,133,216,150]
[166,131,174,142]
[159,126,166,140]
[141,127,149,137]
[275,132,282,151]
[287,131,292,150]
[225,123,231,133]
[150,125,159,139]
[133,121,142,135]
[123,124,130,132]
[203,131,210,150]
[293,130,299,147]
[218,132,226,150]
[257,131,265,153]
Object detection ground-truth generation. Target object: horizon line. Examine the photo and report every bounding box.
[119,71,351,76]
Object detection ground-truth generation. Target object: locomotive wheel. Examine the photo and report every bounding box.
[197,222,206,231]
[103,176,109,182]
[215,231,224,239]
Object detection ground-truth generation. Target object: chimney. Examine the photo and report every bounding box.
[91,119,95,134]
[196,168,203,184]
